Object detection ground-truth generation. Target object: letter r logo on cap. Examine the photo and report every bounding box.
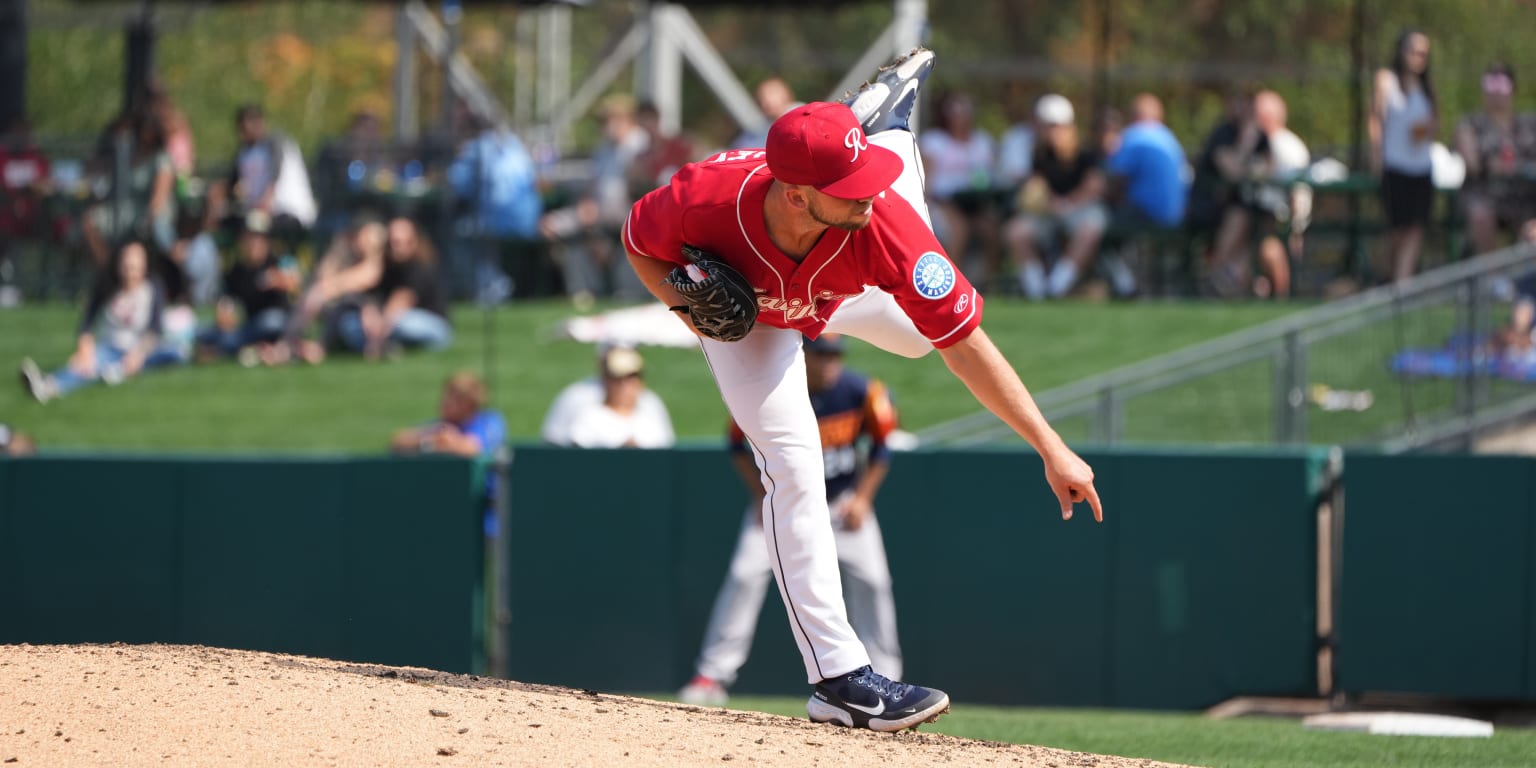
[843,127,867,163]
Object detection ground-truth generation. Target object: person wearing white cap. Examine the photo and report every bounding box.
[541,345,675,449]
[1004,94,1109,299]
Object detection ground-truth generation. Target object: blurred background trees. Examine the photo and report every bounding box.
[21,0,1536,167]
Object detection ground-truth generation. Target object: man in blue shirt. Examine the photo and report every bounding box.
[447,115,543,302]
[1106,93,1188,229]
[390,371,507,535]
[1101,93,1189,297]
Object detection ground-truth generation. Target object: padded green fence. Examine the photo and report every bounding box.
[504,445,1329,709]
[0,456,485,675]
[1337,454,1536,701]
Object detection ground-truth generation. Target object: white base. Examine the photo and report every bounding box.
[1302,711,1493,738]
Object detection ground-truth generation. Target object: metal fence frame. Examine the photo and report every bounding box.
[919,242,1536,453]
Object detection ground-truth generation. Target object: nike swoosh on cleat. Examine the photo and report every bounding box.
[845,700,886,716]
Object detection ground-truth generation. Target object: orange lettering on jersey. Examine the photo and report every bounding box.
[817,412,863,448]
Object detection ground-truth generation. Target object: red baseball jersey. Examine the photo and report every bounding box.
[622,148,983,348]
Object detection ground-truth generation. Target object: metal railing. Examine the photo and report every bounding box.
[919,243,1536,453]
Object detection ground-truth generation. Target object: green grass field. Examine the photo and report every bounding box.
[0,299,1299,453]
[699,696,1536,768]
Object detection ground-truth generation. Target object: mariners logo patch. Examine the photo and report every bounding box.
[912,252,956,300]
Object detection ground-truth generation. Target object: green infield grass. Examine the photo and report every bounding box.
[711,696,1536,768]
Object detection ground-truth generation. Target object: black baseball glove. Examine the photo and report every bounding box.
[663,245,759,342]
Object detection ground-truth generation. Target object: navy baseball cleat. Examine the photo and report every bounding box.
[806,665,950,732]
[842,47,936,136]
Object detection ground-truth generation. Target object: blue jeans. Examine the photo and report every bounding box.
[52,344,185,396]
[336,307,453,352]
[197,308,291,356]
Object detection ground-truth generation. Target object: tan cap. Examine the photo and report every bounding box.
[601,346,644,378]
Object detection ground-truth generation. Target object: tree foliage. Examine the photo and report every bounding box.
[25,0,1536,168]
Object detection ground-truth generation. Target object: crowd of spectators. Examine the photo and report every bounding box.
[10,29,1536,409]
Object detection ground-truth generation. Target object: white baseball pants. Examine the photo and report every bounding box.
[693,496,903,686]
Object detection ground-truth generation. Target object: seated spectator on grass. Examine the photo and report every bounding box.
[336,217,452,359]
[391,371,507,460]
[19,240,184,403]
[1102,93,1189,297]
[279,215,387,364]
[1456,63,1536,256]
[541,345,675,449]
[0,423,36,457]
[1004,94,1108,299]
[196,212,300,365]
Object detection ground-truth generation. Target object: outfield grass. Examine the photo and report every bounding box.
[714,696,1536,768]
[0,299,1296,453]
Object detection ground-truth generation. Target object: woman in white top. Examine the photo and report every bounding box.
[919,91,1001,289]
[1369,29,1439,283]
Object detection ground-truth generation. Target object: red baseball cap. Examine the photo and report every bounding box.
[766,102,901,200]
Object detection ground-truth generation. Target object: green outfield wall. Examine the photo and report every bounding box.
[0,456,485,675]
[8,448,1533,708]
[505,446,1331,709]
[1336,454,1536,701]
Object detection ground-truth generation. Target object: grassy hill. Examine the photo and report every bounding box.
[0,299,1297,454]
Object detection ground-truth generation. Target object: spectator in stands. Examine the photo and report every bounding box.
[1095,107,1125,160]
[1188,88,1256,241]
[19,239,183,403]
[1456,63,1536,257]
[1004,94,1108,299]
[1103,93,1188,297]
[1369,29,1439,283]
[280,215,387,364]
[994,96,1037,197]
[628,101,697,199]
[147,83,195,179]
[337,216,451,358]
[196,211,299,365]
[920,91,1001,288]
[314,111,389,248]
[81,108,175,269]
[0,119,57,283]
[207,105,316,250]
[1208,90,1311,298]
[0,423,35,457]
[732,77,801,150]
[540,94,650,307]
[446,111,542,302]
[541,344,675,449]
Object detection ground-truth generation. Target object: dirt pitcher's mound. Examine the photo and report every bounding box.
[0,644,1189,767]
